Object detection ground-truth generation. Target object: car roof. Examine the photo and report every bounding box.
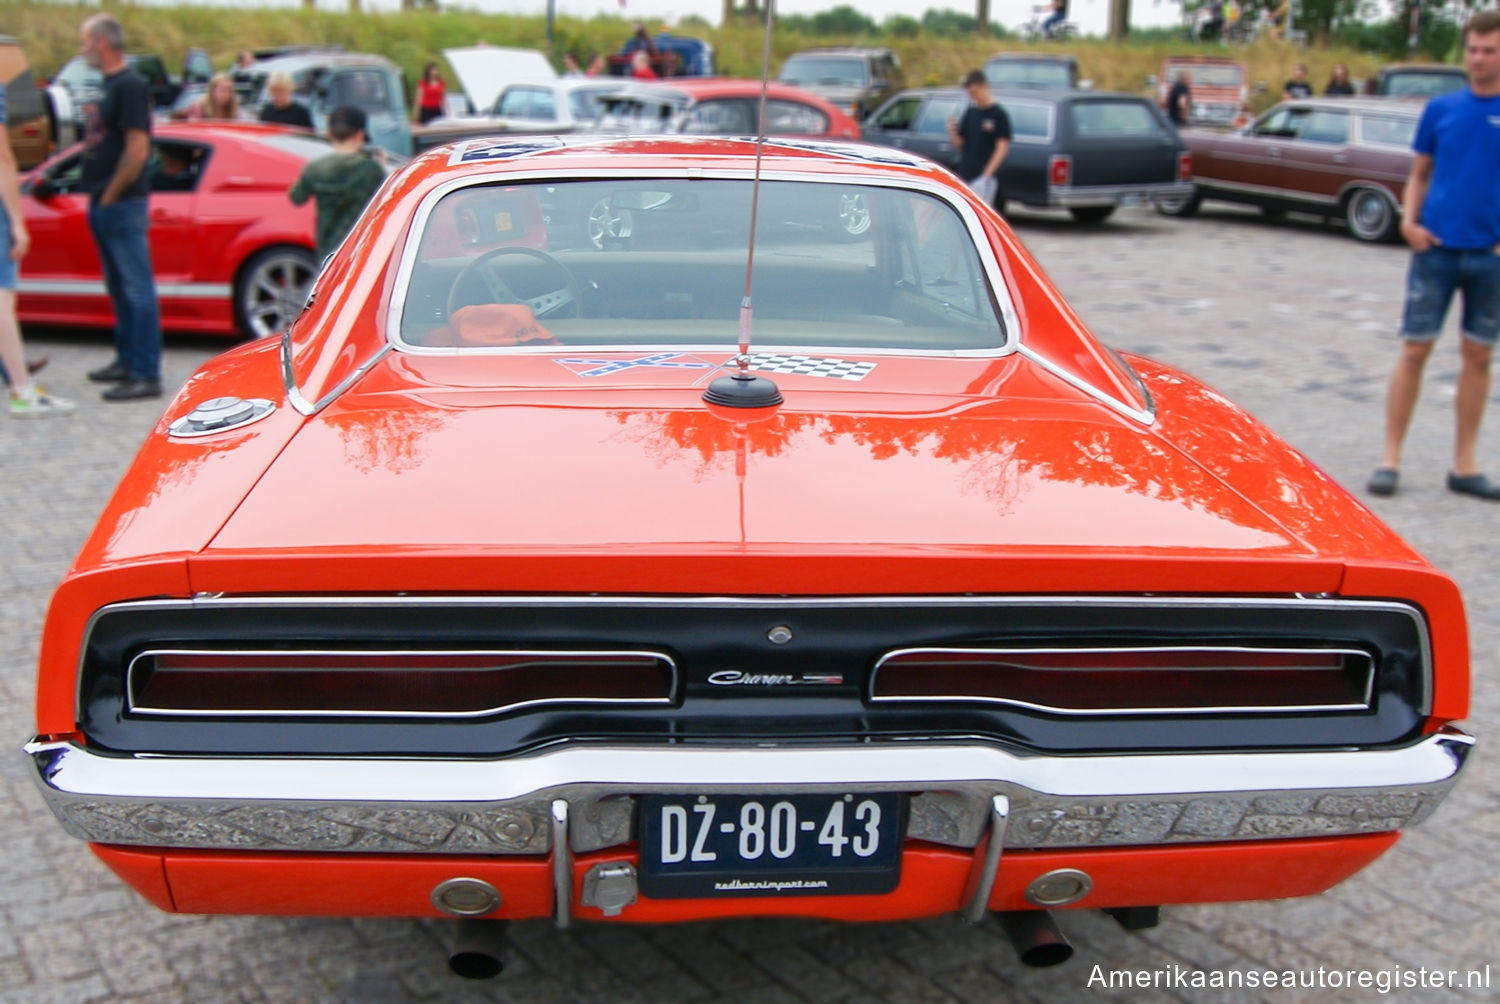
[986,51,1079,64]
[1379,63,1465,74]
[422,134,939,181]
[784,48,893,59]
[607,78,837,103]
[250,51,398,73]
[153,120,331,152]
[1273,96,1423,115]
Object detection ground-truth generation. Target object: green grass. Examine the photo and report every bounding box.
[9,0,1384,113]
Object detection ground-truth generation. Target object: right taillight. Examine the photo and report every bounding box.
[870,647,1374,715]
[1049,154,1072,188]
[1178,151,1193,181]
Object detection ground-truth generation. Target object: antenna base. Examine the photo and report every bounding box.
[703,371,783,410]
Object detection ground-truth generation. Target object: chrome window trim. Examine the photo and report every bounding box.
[869,645,1376,715]
[78,594,1433,718]
[281,325,392,417]
[124,647,679,719]
[381,166,1023,357]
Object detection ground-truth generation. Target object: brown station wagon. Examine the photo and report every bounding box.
[1157,97,1418,243]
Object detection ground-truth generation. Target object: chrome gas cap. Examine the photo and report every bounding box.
[168,396,275,438]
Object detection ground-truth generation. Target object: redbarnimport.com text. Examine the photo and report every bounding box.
[1087,963,1491,994]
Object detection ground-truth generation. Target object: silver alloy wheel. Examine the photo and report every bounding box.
[587,198,633,248]
[238,248,316,339]
[838,191,872,236]
[1347,188,1395,242]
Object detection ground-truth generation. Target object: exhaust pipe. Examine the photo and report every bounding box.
[448,918,508,980]
[997,910,1074,968]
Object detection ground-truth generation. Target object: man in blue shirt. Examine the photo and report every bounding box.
[1370,10,1500,500]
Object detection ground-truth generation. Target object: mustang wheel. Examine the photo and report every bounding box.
[833,191,872,240]
[1154,191,1201,217]
[587,197,633,248]
[1345,187,1398,243]
[1069,206,1116,225]
[235,246,318,339]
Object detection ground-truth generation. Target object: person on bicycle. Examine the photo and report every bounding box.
[1038,0,1068,39]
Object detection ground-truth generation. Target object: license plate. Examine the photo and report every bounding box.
[638,792,905,898]
[1119,194,1145,207]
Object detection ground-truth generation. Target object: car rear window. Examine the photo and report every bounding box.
[395,179,1007,353]
[778,58,868,89]
[1069,100,1163,136]
[1382,71,1466,97]
[1359,113,1418,149]
[1166,65,1243,87]
[985,61,1071,90]
[998,100,1052,141]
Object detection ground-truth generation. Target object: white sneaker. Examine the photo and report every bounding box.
[9,383,76,418]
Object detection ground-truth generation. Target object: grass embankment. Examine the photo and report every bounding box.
[9,2,1382,113]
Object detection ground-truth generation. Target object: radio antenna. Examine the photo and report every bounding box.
[703,0,783,410]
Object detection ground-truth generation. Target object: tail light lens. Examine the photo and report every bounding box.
[1178,152,1193,181]
[870,647,1374,715]
[128,650,676,717]
[1049,154,1071,188]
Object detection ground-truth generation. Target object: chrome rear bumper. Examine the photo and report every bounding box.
[23,730,1472,857]
[1047,182,1196,208]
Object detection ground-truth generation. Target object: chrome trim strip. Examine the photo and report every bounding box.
[1195,177,1341,207]
[83,597,1432,693]
[551,799,571,929]
[17,279,232,299]
[77,595,1435,719]
[869,645,1375,716]
[382,165,1022,357]
[21,731,1473,855]
[964,795,1009,923]
[1045,182,1195,207]
[1018,342,1156,425]
[281,322,392,418]
[124,647,679,719]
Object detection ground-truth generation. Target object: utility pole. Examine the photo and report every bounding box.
[977,0,990,37]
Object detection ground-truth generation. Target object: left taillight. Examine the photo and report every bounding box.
[1048,154,1072,188]
[1177,151,1193,182]
[127,650,676,717]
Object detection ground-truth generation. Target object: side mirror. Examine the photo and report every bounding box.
[1253,82,1268,94]
[1146,74,1158,87]
[1078,78,1094,91]
[31,177,57,201]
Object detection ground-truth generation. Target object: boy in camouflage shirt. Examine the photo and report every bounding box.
[289,106,385,260]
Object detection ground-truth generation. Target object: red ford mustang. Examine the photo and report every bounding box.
[23,135,1472,978]
[18,121,333,339]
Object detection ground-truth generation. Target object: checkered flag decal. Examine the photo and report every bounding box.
[745,353,876,381]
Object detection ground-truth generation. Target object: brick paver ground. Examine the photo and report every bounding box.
[1,204,1495,1001]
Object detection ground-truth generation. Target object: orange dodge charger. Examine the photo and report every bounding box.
[23,135,1472,978]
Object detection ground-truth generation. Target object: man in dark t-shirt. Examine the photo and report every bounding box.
[947,70,1011,208]
[1283,64,1313,100]
[1166,72,1193,126]
[78,13,162,400]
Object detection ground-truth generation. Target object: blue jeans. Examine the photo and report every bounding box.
[1401,247,1500,345]
[88,197,161,380]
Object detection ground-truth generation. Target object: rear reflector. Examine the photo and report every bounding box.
[870,647,1374,715]
[1049,154,1072,188]
[128,650,676,717]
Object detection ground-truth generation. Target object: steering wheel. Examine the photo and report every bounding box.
[446,246,583,321]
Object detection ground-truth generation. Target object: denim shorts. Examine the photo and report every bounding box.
[0,205,14,291]
[1401,246,1500,344]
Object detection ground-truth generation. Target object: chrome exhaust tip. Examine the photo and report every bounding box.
[448,918,508,980]
[997,910,1074,968]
